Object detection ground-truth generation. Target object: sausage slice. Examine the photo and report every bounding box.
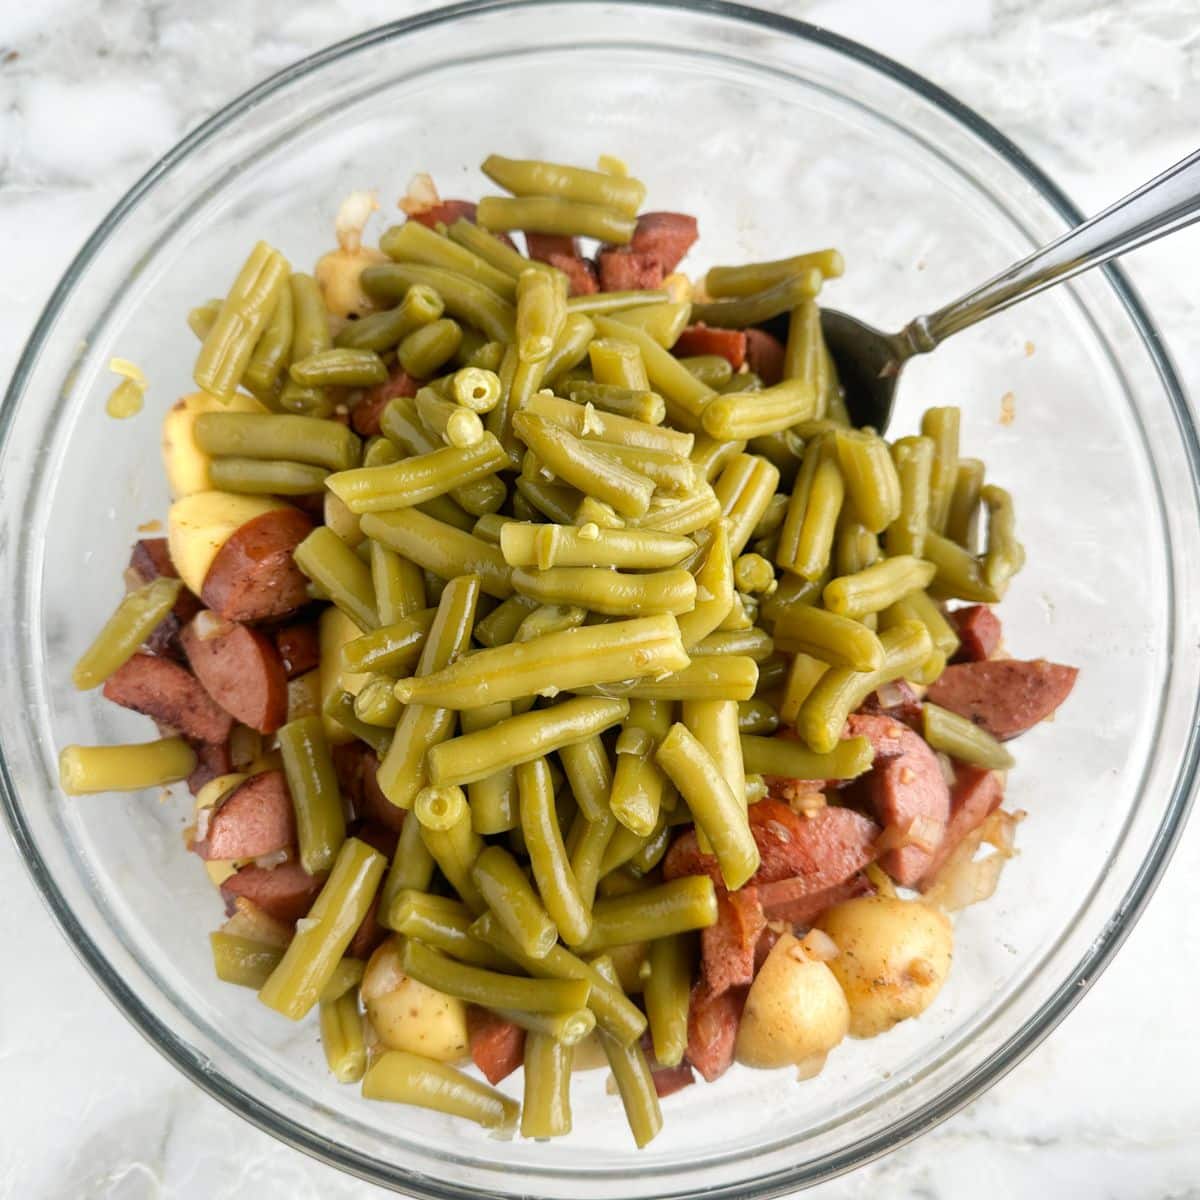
[701,886,766,997]
[926,659,1078,740]
[181,613,289,734]
[103,653,234,745]
[353,367,420,436]
[949,605,1002,662]
[468,1007,526,1085]
[917,766,1005,890]
[220,860,325,924]
[629,212,699,274]
[686,983,746,1083]
[201,507,313,623]
[128,537,203,658]
[195,770,296,861]
[673,325,747,370]
[744,328,785,386]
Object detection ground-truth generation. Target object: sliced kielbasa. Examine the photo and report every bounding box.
[917,766,1005,890]
[523,234,599,296]
[348,889,387,960]
[858,678,923,730]
[274,621,320,679]
[701,886,766,997]
[181,614,289,734]
[596,248,663,292]
[629,212,698,275]
[672,325,747,370]
[220,860,325,924]
[353,367,420,436]
[744,328,786,386]
[756,872,872,926]
[334,743,405,834]
[468,1007,526,1085]
[103,653,234,745]
[927,659,1077,740]
[188,739,233,796]
[201,507,314,623]
[195,770,296,861]
[409,199,478,228]
[128,537,202,659]
[845,713,950,887]
[651,1061,696,1098]
[686,983,746,1083]
[949,605,1002,662]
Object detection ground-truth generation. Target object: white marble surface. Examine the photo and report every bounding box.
[2,1,1199,1197]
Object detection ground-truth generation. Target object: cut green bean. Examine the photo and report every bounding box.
[569,808,617,910]
[591,440,696,495]
[775,436,844,580]
[733,553,776,595]
[524,389,694,456]
[608,301,692,349]
[370,542,425,626]
[294,527,378,630]
[835,519,881,578]
[511,565,697,617]
[72,576,183,690]
[208,457,328,495]
[379,817,438,926]
[415,388,485,447]
[258,837,385,1019]
[579,655,758,703]
[521,1032,573,1139]
[244,277,293,395]
[396,318,463,379]
[834,428,902,533]
[379,218,517,299]
[194,411,360,471]
[676,519,734,649]
[482,154,647,217]
[446,217,544,279]
[473,844,559,958]
[361,262,516,344]
[335,283,444,351]
[513,476,582,525]
[290,348,387,388]
[822,555,936,620]
[922,531,1000,603]
[420,802,487,913]
[323,692,392,757]
[683,697,745,814]
[737,697,780,735]
[981,484,1025,593]
[451,367,502,414]
[690,433,748,483]
[701,377,818,440]
[478,194,635,243]
[384,890,511,967]
[689,270,823,329]
[473,594,539,648]
[341,608,435,676]
[946,457,986,552]
[558,734,615,825]
[188,300,221,341]
[277,715,346,875]
[886,435,934,558]
[362,1051,518,1133]
[680,354,734,389]
[772,603,885,671]
[320,990,366,1084]
[515,603,587,642]
[705,250,844,297]
[500,522,693,570]
[568,381,665,425]
[459,701,519,835]
[589,337,651,391]
[881,588,961,660]
[922,702,1015,770]
[740,732,873,781]
[922,406,960,534]
[781,299,830,416]
[516,266,567,364]
[714,452,782,556]
[644,934,692,1068]
[413,783,469,832]
[575,875,717,954]
[58,738,196,795]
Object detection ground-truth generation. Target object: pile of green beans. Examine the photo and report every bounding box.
[63,149,1031,1151]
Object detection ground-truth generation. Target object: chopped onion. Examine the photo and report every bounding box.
[399,172,440,216]
[194,805,213,842]
[934,850,1006,912]
[334,189,379,253]
[296,916,321,935]
[874,815,945,856]
[874,681,909,710]
[766,819,792,844]
[799,928,839,962]
[254,848,289,870]
[982,807,1023,855]
[935,751,956,788]
[192,609,229,641]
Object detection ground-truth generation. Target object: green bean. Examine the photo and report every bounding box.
[567,381,665,426]
[691,628,775,661]
[259,837,385,1019]
[378,815,437,924]
[981,484,1025,594]
[591,440,696,495]
[419,800,487,912]
[705,250,844,297]
[471,844,559,958]
[523,390,693,457]
[341,608,435,677]
[835,519,880,579]
[732,553,776,595]
[771,604,883,671]
[569,809,617,911]
[477,194,635,243]
[323,692,392,757]
[592,316,714,431]
[362,1050,519,1132]
[371,544,425,627]
[360,262,516,344]
[690,433,747,483]
[401,934,589,1015]
[445,367,499,416]
[919,530,999,603]
[294,527,378,630]
[520,1033,573,1140]
[188,299,221,341]
[749,429,802,483]
[58,738,196,795]
[684,698,746,826]
[473,594,538,648]
[277,716,346,875]
[644,934,692,1068]
[412,783,469,832]
[376,574,480,808]
[781,300,829,415]
[415,389,485,448]
[775,436,844,580]
[737,697,780,735]
[588,337,650,392]
[210,935,362,997]
[513,412,654,519]
[471,514,514,546]
[194,411,360,471]
[575,875,717,954]
[194,241,290,399]
[516,266,567,365]
[796,620,932,753]
[429,698,628,787]
[655,722,759,889]
[573,496,625,529]
[72,576,183,690]
[244,278,293,395]
[510,566,696,618]
[608,301,691,350]
[515,603,587,643]
[482,154,647,217]
[590,956,663,1147]
[289,348,387,388]
[921,406,960,534]
[513,476,582,524]
[540,312,596,386]
[391,318,460,379]
[582,655,759,703]
[701,377,818,441]
[380,218,516,299]
[726,592,759,632]
[680,354,733,389]
[566,289,668,315]
[335,284,444,351]
[922,702,1015,770]
[496,1007,596,1045]
[458,701,519,835]
[361,509,512,599]
[445,217,542,280]
[500,522,693,571]
[881,588,960,659]
[714,452,782,557]
[690,270,823,330]
[946,457,986,552]
[822,555,936,620]
[552,734,613,826]
[884,435,935,558]
[740,732,873,782]
[319,989,366,1084]
[609,700,671,838]
[675,519,734,649]
[206,457,326,495]
[348,674,400,726]
[834,429,902,533]
[384,890,511,967]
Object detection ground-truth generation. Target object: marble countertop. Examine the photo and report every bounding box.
[2,1,1199,1197]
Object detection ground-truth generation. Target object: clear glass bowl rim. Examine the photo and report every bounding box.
[2,1,1198,1195]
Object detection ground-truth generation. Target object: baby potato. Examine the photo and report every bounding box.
[319,606,371,744]
[361,937,470,1063]
[167,490,288,598]
[162,390,265,497]
[315,244,388,321]
[735,932,849,1072]
[817,896,953,1039]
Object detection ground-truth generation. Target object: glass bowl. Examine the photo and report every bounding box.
[2,3,1198,1196]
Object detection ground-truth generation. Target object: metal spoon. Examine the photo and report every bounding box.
[821,149,1200,431]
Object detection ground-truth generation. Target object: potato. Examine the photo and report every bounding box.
[817,896,953,1039]
[318,607,371,744]
[315,245,388,321]
[361,938,469,1063]
[167,491,287,598]
[287,668,322,723]
[734,932,849,1072]
[162,391,265,498]
[569,1032,610,1073]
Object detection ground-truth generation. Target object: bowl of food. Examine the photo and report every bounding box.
[3,2,1198,1197]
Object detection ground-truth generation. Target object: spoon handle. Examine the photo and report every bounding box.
[899,147,1200,354]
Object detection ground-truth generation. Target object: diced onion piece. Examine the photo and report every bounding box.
[335,189,379,253]
[799,927,839,962]
[399,173,440,217]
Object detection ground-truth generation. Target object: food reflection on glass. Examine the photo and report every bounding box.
[58,153,1077,1146]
